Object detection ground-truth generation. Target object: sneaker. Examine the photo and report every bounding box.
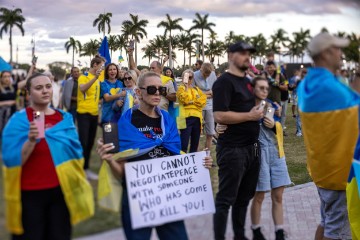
[85,169,98,180]
[296,132,302,137]
[275,229,286,240]
[252,227,266,240]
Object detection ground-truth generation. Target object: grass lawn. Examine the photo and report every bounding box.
[0,105,310,239]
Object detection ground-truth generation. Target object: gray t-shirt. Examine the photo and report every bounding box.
[193,70,217,110]
[159,79,176,111]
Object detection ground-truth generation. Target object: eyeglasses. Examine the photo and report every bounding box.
[258,86,269,92]
[124,77,132,81]
[140,86,167,96]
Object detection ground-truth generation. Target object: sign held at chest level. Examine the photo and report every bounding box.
[125,151,215,229]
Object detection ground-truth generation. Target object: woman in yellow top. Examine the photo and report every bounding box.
[176,69,207,153]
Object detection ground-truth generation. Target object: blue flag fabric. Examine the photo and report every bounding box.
[98,36,111,66]
[118,106,181,158]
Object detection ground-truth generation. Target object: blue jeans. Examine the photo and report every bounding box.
[121,188,188,240]
[179,116,201,153]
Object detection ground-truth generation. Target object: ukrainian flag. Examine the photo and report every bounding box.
[2,110,94,234]
[348,138,360,239]
[98,106,181,211]
[298,67,359,190]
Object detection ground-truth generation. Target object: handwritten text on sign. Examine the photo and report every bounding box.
[125,151,215,229]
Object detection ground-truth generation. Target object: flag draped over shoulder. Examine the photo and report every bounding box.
[97,106,181,211]
[98,36,111,66]
[298,67,359,190]
[298,67,360,238]
[2,110,94,234]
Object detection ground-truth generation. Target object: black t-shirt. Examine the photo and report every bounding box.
[130,109,173,160]
[267,72,285,103]
[212,72,259,147]
[0,85,17,114]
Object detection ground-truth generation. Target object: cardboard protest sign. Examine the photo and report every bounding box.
[125,151,215,229]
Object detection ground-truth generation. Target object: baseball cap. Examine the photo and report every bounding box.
[228,41,256,53]
[307,32,349,57]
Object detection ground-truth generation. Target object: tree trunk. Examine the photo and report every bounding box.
[135,40,138,66]
[183,50,186,68]
[201,29,204,61]
[9,28,13,63]
[72,47,75,67]
[169,31,173,69]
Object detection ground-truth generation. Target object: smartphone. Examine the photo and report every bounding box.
[103,123,119,153]
[257,100,266,111]
[32,55,38,65]
[33,111,45,139]
[183,72,189,84]
[265,107,275,119]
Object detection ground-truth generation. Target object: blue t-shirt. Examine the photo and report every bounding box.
[100,79,124,123]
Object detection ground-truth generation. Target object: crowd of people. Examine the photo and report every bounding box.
[1,31,360,240]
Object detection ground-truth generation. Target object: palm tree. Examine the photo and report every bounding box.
[176,33,191,68]
[93,12,112,37]
[108,35,118,58]
[0,7,25,63]
[122,14,149,66]
[149,35,165,61]
[141,44,157,66]
[115,34,128,59]
[80,39,99,62]
[250,34,267,64]
[189,13,216,61]
[65,37,82,67]
[157,14,183,68]
[293,28,311,63]
[269,28,288,62]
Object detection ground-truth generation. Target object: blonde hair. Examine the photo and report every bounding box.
[137,72,161,87]
[125,70,138,86]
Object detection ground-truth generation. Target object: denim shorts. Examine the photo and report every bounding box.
[202,109,215,136]
[256,146,291,192]
[318,187,351,239]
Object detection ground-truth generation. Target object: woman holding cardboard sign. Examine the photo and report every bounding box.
[97,72,213,240]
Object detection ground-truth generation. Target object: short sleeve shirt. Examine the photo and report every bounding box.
[212,72,259,147]
[77,72,100,116]
[100,79,124,123]
[193,70,217,110]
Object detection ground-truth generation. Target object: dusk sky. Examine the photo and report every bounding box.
[1,0,359,69]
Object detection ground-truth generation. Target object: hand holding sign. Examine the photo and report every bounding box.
[125,151,215,229]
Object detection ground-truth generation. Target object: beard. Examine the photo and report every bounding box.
[235,64,249,72]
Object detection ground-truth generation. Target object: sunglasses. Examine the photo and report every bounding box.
[188,76,193,80]
[124,77,132,81]
[258,86,269,92]
[140,86,167,96]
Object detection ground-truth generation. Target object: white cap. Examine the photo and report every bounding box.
[307,32,349,58]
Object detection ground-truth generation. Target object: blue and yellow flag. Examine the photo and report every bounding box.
[97,106,181,211]
[347,139,360,239]
[2,110,94,234]
[118,55,124,63]
[298,67,360,191]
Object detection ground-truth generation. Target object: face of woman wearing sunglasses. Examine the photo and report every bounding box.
[254,79,269,100]
[137,75,163,107]
[123,74,135,88]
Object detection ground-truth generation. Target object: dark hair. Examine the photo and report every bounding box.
[196,60,203,66]
[163,67,174,79]
[266,60,276,66]
[105,63,119,80]
[90,54,106,68]
[251,76,268,88]
[26,73,48,91]
[71,67,79,73]
[0,71,11,78]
